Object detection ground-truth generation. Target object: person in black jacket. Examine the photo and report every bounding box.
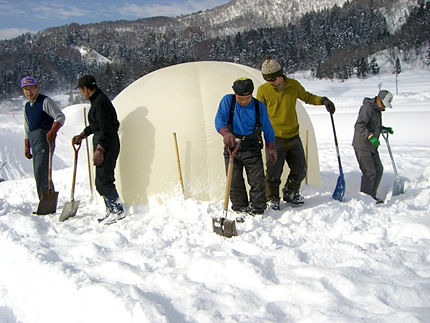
[72,75,125,224]
[352,90,394,204]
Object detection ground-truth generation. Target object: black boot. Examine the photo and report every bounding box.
[100,190,125,224]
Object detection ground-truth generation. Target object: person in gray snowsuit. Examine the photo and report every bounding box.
[352,90,394,204]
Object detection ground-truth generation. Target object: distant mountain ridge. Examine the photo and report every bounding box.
[0,0,428,101]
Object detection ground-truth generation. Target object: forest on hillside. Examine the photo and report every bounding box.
[0,0,429,101]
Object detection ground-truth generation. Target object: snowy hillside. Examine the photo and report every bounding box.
[0,69,429,322]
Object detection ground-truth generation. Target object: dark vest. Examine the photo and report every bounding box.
[25,94,54,132]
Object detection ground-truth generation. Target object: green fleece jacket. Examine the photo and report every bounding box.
[257,76,322,139]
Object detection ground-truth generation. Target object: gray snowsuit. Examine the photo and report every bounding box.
[352,97,383,198]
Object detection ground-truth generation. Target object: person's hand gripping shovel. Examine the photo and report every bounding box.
[59,140,81,222]
[212,139,241,238]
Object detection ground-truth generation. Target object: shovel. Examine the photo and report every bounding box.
[330,113,346,202]
[381,129,404,196]
[59,141,81,222]
[36,140,58,215]
[212,139,241,238]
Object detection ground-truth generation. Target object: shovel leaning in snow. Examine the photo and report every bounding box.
[212,139,241,238]
[59,141,81,222]
[36,140,58,215]
[330,113,346,202]
[381,129,404,196]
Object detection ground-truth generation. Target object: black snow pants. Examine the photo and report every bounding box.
[265,135,307,201]
[223,141,266,212]
[93,132,120,197]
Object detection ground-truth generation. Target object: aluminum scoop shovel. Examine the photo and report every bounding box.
[212,139,241,238]
[59,141,81,222]
[381,130,404,196]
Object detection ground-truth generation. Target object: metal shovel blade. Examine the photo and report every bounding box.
[59,200,80,222]
[212,216,237,238]
[392,178,405,196]
[36,190,58,215]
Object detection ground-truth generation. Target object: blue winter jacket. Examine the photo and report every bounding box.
[215,94,275,144]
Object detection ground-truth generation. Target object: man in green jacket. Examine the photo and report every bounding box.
[257,55,335,209]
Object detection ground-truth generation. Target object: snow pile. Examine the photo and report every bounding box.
[0,70,429,322]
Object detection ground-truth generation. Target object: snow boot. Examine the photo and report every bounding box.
[233,206,248,223]
[100,190,125,224]
[268,198,280,211]
[283,190,304,205]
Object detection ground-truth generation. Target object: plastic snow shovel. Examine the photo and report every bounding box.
[381,129,404,196]
[36,140,58,215]
[59,141,81,222]
[212,139,241,238]
[330,113,346,202]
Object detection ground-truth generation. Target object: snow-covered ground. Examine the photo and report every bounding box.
[0,68,429,322]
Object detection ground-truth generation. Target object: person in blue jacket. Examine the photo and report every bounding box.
[215,77,277,221]
[21,76,65,201]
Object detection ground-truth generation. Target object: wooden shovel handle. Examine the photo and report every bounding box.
[70,140,81,200]
[47,140,54,191]
[223,139,241,210]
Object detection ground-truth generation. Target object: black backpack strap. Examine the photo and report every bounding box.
[228,96,262,148]
[228,95,236,130]
[253,98,261,131]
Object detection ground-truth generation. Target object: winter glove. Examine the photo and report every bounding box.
[93,144,105,166]
[321,97,335,114]
[46,121,62,143]
[24,139,32,159]
[266,142,277,165]
[72,131,88,145]
[381,126,394,134]
[369,136,380,147]
[219,126,236,148]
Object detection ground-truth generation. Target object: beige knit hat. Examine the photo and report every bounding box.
[261,54,283,80]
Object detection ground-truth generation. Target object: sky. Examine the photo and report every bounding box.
[0,0,230,40]
[1,57,430,321]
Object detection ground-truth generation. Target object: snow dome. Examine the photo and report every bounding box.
[112,61,320,205]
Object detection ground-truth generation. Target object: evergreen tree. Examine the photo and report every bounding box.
[369,57,380,75]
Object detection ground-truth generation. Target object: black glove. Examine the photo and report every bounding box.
[321,97,335,114]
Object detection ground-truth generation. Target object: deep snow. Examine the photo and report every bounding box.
[0,69,429,323]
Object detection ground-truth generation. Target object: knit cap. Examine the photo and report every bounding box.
[232,77,254,96]
[261,54,283,80]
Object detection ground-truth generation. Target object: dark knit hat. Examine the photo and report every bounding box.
[232,77,254,96]
[261,54,283,80]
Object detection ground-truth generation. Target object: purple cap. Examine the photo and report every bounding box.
[21,76,38,88]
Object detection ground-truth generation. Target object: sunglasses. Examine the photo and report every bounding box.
[265,77,277,82]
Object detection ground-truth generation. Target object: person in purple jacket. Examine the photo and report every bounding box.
[215,77,277,221]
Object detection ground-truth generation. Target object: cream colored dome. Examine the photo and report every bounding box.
[113,61,320,205]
